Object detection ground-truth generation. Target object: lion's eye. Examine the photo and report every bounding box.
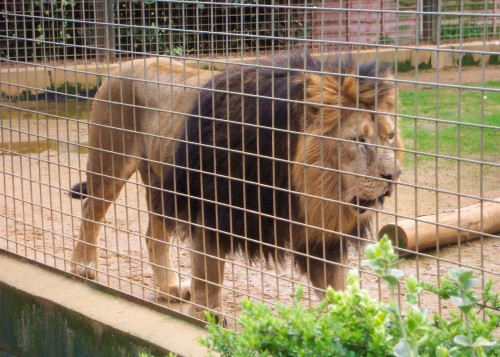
[351,137,369,150]
[388,132,395,140]
[351,136,366,143]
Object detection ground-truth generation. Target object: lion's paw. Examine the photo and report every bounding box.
[71,262,97,280]
[159,282,191,303]
[193,308,226,327]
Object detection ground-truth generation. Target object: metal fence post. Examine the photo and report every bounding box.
[422,0,439,43]
[95,0,115,63]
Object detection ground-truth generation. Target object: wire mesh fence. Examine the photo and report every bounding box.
[1,0,499,328]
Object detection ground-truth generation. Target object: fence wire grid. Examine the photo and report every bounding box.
[1,0,499,327]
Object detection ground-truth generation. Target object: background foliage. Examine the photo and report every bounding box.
[1,0,308,60]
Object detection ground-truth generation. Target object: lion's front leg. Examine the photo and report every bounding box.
[190,231,227,323]
[308,256,347,293]
[297,238,348,294]
[146,213,190,302]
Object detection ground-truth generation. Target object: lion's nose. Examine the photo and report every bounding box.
[381,173,394,181]
[379,158,402,181]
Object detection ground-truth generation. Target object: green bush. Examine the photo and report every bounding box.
[202,237,499,356]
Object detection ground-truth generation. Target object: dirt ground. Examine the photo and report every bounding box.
[1,65,499,328]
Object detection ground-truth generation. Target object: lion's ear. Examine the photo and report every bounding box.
[338,75,359,106]
[339,74,395,108]
[304,72,364,109]
[300,73,343,133]
[304,73,344,105]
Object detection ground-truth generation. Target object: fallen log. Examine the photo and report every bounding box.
[378,198,500,253]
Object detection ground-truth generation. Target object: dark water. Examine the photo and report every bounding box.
[1,99,90,156]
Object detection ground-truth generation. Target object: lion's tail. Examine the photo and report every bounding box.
[69,182,88,199]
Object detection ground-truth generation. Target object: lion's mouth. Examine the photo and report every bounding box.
[352,185,393,214]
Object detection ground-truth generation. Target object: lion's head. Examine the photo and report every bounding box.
[292,56,402,243]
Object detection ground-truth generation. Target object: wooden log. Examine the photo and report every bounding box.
[378,198,500,253]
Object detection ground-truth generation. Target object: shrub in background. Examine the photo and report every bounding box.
[202,237,499,357]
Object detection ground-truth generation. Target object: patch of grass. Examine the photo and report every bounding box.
[440,22,496,41]
[460,53,480,66]
[489,54,500,65]
[378,35,394,45]
[393,59,414,73]
[399,81,500,163]
[417,57,433,70]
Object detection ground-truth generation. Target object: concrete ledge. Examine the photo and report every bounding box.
[0,252,208,357]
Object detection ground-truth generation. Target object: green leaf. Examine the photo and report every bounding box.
[435,346,449,357]
[453,334,472,346]
[406,276,419,292]
[393,341,412,357]
[448,268,479,291]
[448,268,466,280]
[383,275,400,287]
[389,268,404,279]
[406,293,418,304]
[364,243,380,259]
[476,348,488,357]
[472,336,496,347]
[383,303,398,315]
[464,277,480,290]
[450,296,475,314]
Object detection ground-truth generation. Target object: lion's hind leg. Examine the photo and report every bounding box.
[72,150,137,279]
[190,231,228,323]
[144,210,191,302]
[140,161,191,302]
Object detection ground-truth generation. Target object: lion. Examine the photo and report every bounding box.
[70,53,403,320]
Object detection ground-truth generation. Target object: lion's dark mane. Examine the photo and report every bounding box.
[159,53,384,265]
